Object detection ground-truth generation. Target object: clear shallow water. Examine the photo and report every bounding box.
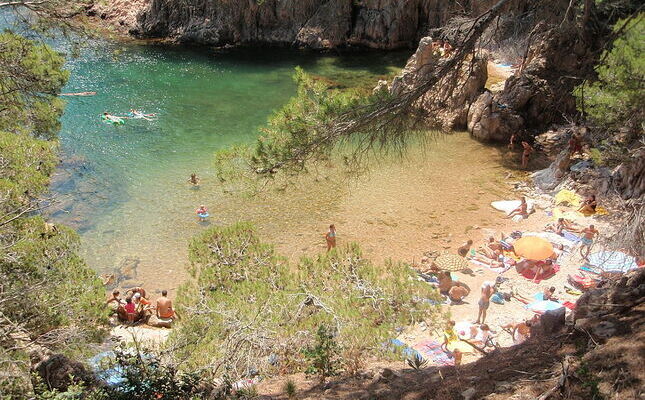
[49,42,422,290]
[42,38,513,294]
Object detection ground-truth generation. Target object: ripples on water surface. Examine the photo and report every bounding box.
[48,41,510,292]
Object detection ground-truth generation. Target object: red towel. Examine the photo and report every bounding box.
[520,264,560,282]
[568,273,598,290]
[563,301,576,310]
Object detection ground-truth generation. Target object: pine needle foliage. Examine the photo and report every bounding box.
[575,14,644,131]
[170,222,441,380]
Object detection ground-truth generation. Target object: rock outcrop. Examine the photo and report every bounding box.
[466,19,593,142]
[132,0,470,49]
[390,36,488,130]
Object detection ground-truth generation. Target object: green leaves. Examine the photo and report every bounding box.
[250,67,367,175]
[0,31,69,139]
[171,223,441,380]
[575,14,644,130]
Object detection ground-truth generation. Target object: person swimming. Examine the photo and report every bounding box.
[188,173,200,186]
[101,112,125,125]
[196,205,209,221]
[128,109,157,121]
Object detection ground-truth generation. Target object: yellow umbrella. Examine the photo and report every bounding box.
[432,254,470,272]
[513,236,554,260]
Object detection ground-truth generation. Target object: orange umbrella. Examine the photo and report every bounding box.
[513,236,554,260]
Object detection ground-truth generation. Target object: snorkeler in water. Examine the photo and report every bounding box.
[128,109,157,121]
[101,112,126,125]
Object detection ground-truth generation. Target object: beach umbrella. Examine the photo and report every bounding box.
[432,254,470,272]
[526,300,564,314]
[588,251,638,273]
[513,236,554,261]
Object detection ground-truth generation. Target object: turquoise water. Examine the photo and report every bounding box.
[49,41,417,290]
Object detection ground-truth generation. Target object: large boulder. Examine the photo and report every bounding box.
[390,36,488,130]
[32,353,95,392]
[467,91,524,142]
[467,22,597,143]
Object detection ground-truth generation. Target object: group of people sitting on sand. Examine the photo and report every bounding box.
[106,287,178,327]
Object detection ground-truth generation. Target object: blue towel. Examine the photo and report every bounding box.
[388,339,421,359]
[562,230,581,242]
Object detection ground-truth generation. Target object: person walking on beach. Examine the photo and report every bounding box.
[521,141,534,169]
[476,281,494,324]
[579,224,598,260]
[325,224,337,251]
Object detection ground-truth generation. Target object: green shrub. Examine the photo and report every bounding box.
[575,15,644,131]
[168,223,441,381]
[303,325,340,382]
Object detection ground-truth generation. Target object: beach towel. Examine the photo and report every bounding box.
[552,206,610,221]
[412,339,454,366]
[388,339,421,359]
[491,200,535,215]
[469,259,506,273]
[526,300,565,314]
[523,231,576,248]
[562,230,581,243]
[519,264,560,282]
[567,272,599,290]
[555,189,582,208]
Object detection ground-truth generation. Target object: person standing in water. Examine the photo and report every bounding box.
[196,205,209,222]
[188,173,200,186]
[325,224,337,251]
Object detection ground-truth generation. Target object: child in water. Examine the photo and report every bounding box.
[188,173,200,186]
[196,205,209,222]
[325,224,336,251]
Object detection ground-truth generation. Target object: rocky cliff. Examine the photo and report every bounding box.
[130,0,475,49]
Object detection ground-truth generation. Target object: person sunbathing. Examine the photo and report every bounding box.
[449,284,470,304]
[577,194,597,215]
[532,259,555,282]
[478,237,501,259]
[507,196,529,219]
[438,271,454,296]
[457,239,473,257]
[470,253,504,269]
[471,324,494,347]
[543,286,558,301]
[553,218,576,236]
